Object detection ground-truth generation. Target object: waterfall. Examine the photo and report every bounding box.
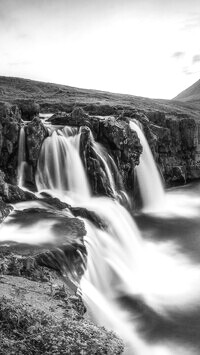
[129,120,165,212]
[79,197,200,355]
[17,127,27,187]
[89,131,118,198]
[89,131,129,205]
[35,127,91,202]
[2,123,200,355]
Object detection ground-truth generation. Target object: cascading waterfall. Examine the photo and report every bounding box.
[2,123,200,355]
[35,126,91,203]
[79,197,200,355]
[89,131,119,198]
[129,120,165,212]
[17,126,27,187]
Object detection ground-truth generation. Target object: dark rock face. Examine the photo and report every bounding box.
[26,116,48,169]
[0,198,13,222]
[0,169,36,203]
[0,103,21,183]
[98,117,142,194]
[17,100,40,121]
[146,111,200,184]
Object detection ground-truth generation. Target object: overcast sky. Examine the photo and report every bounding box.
[0,0,200,99]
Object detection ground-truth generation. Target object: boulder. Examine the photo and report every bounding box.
[18,100,40,121]
[146,111,200,185]
[0,102,21,183]
[26,116,48,168]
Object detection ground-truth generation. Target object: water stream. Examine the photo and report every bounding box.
[17,127,27,188]
[35,127,91,203]
[129,120,165,212]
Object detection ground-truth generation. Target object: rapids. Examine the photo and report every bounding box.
[2,121,200,354]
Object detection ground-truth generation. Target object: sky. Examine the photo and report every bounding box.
[0,0,200,99]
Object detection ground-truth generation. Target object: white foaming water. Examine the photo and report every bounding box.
[17,127,27,187]
[81,198,200,313]
[80,198,200,355]
[36,127,91,202]
[130,120,165,212]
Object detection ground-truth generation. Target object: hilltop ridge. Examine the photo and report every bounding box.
[0,75,199,118]
[173,78,200,110]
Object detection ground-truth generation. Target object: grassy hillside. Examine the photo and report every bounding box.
[173,79,200,110]
[0,75,199,117]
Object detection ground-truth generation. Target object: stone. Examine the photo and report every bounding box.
[26,116,48,168]
[0,102,21,183]
[146,111,200,185]
[18,100,40,121]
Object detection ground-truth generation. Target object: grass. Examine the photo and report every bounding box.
[0,296,124,355]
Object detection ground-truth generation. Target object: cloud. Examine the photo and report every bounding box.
[8,61,30,67]
[193,54,200,64]
[182,14,200,30]
[172,51,185,59]
[182,67,192,75]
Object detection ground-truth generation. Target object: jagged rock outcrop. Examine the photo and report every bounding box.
[0,102,21,183]
[26,116,49,169]
[17,100,40,121]
[145,111,200,184]
[0,169,36,203]
[0,198,13,222]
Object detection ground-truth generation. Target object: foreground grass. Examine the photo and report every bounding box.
[0,296,124,355]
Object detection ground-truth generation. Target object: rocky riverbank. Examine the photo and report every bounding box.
[0,183,124,354]
[0,247,123,355]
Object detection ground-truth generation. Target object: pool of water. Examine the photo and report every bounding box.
[132,181,200,354]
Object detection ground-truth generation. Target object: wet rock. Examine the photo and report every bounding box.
[145,111,200,185]
[26,116,48,168]
[0,102,21,183]
[39,194,106,229]
[17,100,40,121]
[0,198,13,222]
[0,168,37,204]
[0,181,37,204]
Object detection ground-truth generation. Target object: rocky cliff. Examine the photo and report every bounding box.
[1,100,200,195]
[48,106,200,188]
[145,111,200,185]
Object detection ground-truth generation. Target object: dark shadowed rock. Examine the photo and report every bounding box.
[0,102,21,183]
[26,116,48,168]
[18,100,40,121]
[0,169,37,204]
[145,111,200,184]
[0,198,13,222]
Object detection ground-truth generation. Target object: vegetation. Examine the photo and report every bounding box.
[0,75,199,117]
[0,297,124,355]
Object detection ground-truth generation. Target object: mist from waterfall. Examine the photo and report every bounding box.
[17,127,27,188]
[129,120,165,212]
